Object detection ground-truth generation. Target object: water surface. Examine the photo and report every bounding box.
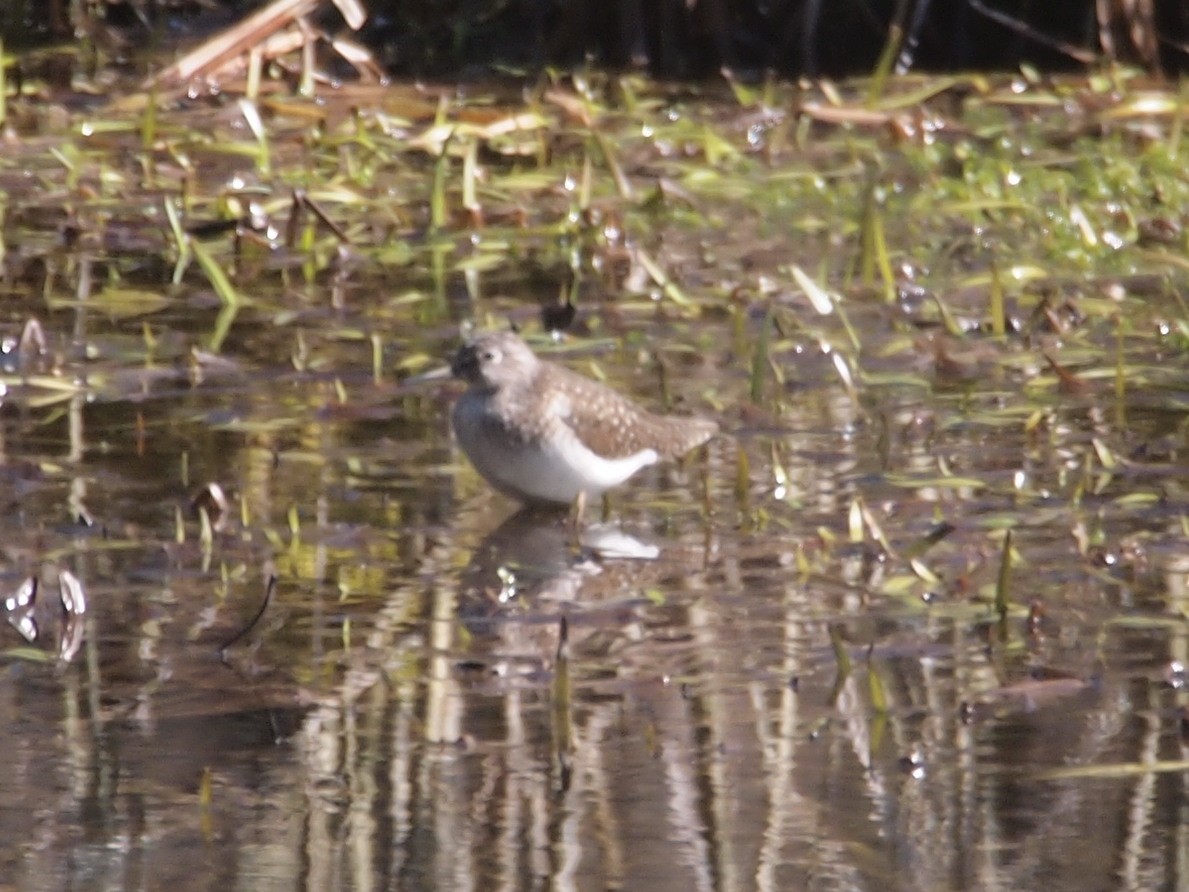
[1,70,1188,891]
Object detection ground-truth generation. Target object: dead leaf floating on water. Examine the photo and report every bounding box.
[3,570,88,664]
[192,481,232,532]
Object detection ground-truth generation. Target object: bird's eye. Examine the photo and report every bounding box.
[482,349,498,362]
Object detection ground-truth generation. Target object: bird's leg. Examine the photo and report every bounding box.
[567,489,588,547]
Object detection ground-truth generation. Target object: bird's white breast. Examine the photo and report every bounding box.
[452,392,658,504]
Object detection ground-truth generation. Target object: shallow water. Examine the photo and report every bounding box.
[1,70,1188,891]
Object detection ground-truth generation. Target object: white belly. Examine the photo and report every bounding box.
[452,395,657,504]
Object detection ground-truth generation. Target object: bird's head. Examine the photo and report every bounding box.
[451,331,538,390]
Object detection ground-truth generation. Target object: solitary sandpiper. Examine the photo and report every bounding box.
[450,331,718,506]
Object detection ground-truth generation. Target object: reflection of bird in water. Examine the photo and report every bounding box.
[450,331,717,506]
[454,509,668,679]
[460,509,658,613]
